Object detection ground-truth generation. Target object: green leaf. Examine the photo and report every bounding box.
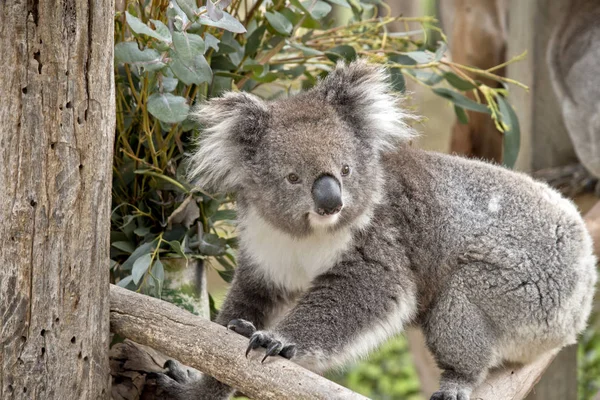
[325,0,351,8]
[125,12,172,42]
[147,93,190,124]
[112,241,135,253]
[151,260,165,284]
[204,33,220,52]
[301,0,332,19]
[444,72,477,91]
[404,69,443,86]
[172,31,205,63]
[122,241,156,270]
[132,253,152,284]
[114,42,162,66]
[245,25,266,56]
[389,54,417,66]
[133,225,151,237]
[149,19,172,42]
[170,51,212,85]
[389,69,405,93]
[497,95,521,168]
[134,170,189,193]
[116,275,134,288]
[212,209,237,222]
[174,0,199,21]
[161,77,179,92]
[217,269,235,283]
[168,240,187,258]
[405,51,433,64]
[265,11,293,36]
[454,105,469,124]
[290,42,324,56]
[434,42,447,61]
[432,88,491,114]
[325,45,357,63]
[198,11,246,33]
[198,233,227,256]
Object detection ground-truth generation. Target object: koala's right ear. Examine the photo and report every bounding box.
[187,92,269,193]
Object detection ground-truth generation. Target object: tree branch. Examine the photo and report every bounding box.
[109,284,367,400]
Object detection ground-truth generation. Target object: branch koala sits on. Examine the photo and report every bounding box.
[152,60,597,400]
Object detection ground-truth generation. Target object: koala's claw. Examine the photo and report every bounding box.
[430,390,469,400]
[245,331,297,362]
[227,318,257,338]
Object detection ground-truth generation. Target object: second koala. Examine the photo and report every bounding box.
[153,60,597,400]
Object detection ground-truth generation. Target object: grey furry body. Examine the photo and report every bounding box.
[153,61,597,400]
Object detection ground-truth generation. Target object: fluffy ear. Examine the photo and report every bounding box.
[318,59,416,150]
[187,92,269,193]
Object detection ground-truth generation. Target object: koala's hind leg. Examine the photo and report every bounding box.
[424,290,497,400]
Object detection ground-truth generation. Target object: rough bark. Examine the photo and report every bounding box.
[109,285,368,400]
[0,0,115,398]
[439,0,508,163]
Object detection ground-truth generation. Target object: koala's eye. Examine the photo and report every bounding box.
[287,173,301,184]
[341,165,351,176]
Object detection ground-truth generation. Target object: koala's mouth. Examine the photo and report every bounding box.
[308,209,342,228]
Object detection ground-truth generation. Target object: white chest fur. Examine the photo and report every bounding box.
[239,208,354,292]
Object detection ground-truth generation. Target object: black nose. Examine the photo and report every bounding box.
[312,175,343,215]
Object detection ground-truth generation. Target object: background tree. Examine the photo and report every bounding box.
[0,1,115,398]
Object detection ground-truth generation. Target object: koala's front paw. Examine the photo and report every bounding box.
[245,330,297,362]
[227,318,257,338]
[146,359,201,399]
[430,389,470,400]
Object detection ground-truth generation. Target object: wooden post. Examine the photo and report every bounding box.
[0,0,115,398]
[506,0,578,173]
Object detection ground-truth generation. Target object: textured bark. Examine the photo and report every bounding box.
[110,285,368,400]
[440,0,508,163]
[0,0,115,398]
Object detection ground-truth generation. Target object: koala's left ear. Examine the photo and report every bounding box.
[187,92,269,193]
[318,59,416,150]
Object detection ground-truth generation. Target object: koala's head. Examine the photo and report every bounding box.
[188,60,415,237]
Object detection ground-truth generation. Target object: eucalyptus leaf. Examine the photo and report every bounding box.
[198,11,246,33]
[206,0,224,21]
[172,31,206,63]
[408,69,443,86]
[389,68,406,93]
[126,12,172,42]
[169,51,212,86]
[151,259,165,284]
[161,77,179,92]
[174,0,199,21]
[405,51,433,64]
[290,42,324,56]
[198,233,227,256]
[497,95,521,168]
[121,241,156,270]
[454,105,469,124]
[217,269,235,283]
[434,42,447,61]
[114,42,161,65]
[265,11,293,36]
[245,25,266,56]
[444,72,477,91]
[132,253,152,284]
[432,88,490,114]
[112,241,135,253]
[168,240,187,258]
[301,0,332,19]
[325,45,357,62]
[204,33,220,52]
[147,93,190,124]
[116,275,134,288]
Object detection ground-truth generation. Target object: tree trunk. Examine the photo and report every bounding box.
[0,0,115,398]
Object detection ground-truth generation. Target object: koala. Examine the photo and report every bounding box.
[152,60,597,400]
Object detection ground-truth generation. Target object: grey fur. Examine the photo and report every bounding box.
[157,60,597,400]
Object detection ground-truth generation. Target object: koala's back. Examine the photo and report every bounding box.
[374,146,597,364]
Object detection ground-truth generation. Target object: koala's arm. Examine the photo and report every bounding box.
[153,255,288,400]
[249,249,417,372]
